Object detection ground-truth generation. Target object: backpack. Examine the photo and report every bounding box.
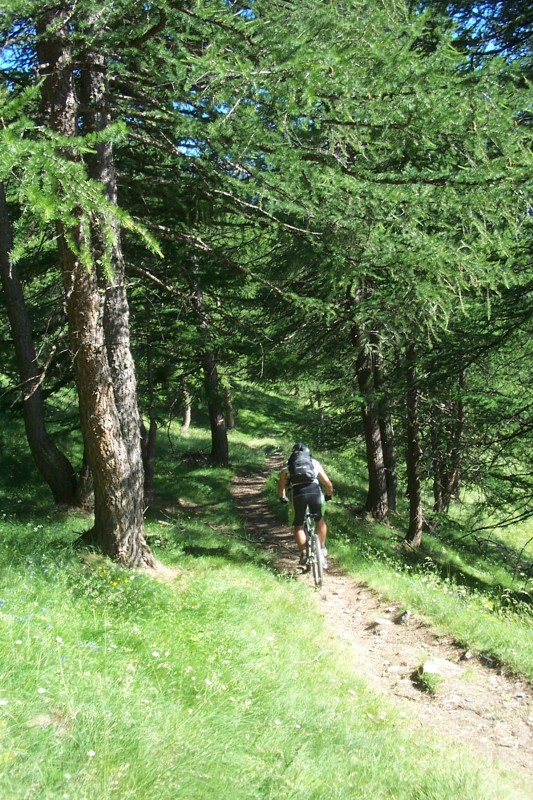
[287,446,315,485]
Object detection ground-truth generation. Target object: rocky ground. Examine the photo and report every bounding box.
[232,459,533,784]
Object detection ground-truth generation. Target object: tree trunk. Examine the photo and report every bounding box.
[380,411,397,512]
[190,281,229,466]
[353,327,388,520]
[431,408,446,512]
[448,369,466,501]
[224,383,235,431]
[36,10,155,567]
[370,333,397,512]
[75,449,94,511]
[316,382,325,448]
[141,340,157,505]
[404,342,424,547]
[432,370,466,512]
[0,182,77,505]
[180,382,192,432]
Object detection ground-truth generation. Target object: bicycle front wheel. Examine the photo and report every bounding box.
[311,532,323,588]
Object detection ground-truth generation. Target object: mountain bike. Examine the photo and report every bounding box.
[303,510,324,588]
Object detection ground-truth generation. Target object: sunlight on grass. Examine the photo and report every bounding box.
[0,517,522,800]
[0,390,531,798]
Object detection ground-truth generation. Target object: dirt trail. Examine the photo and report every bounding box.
[232,458,533,782]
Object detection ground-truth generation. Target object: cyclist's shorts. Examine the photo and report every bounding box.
[291,483,324,527]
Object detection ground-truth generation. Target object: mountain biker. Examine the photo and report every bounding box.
[277,443,334,569]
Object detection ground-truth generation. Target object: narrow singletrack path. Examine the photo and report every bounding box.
[232,457,533,783]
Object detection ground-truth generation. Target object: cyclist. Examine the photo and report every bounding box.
[277,443,334,568]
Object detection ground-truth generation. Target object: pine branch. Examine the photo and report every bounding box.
[129,12,169,48]
[126,262,186,299]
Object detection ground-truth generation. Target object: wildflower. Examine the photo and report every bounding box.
[0,699,8,706]
[87,750,96,758]
[37,688,46,694]
[56,636,63,644]
[151,651,160,658]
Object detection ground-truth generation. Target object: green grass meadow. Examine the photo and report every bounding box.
[0,384,532,799]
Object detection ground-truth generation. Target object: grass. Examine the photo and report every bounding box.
[0,483,525,800]
[412,666,444,696]
[0,384,532,798]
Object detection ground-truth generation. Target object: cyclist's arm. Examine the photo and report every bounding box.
[278,468,289,499]
[317,469,333,497]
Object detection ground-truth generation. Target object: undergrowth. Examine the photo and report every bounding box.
[0,384,532,798]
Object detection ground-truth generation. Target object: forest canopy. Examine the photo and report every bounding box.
[1,0,531,563]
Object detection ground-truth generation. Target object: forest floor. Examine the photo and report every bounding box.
[231,456,533,784]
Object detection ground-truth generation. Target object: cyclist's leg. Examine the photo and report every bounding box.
[292,491,307,556]
[307,488,326,546]
[294,525,306,553]
[316,516,327,547]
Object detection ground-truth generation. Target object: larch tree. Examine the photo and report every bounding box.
[1,1,163,566]
[0,182,78,505]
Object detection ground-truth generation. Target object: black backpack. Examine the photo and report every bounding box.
[287,445,315,485]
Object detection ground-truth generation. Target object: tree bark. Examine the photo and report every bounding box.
[404,342,424,547]
[0,182,78,505]
[353,326,388,521]
[141,339,157,505]
[224,383,235,431]
[370,333,397,512]
[180,381,192,432]
[75,449,94,511]
[36,9,155,567]
[189,281,229,466]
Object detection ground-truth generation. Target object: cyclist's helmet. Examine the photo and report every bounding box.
[292,442,310,454]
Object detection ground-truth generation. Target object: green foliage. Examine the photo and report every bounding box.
[413,666,445,695]
[2,0,532,533]
[0,416,528,799]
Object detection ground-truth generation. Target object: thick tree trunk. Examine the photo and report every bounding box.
[0,182,77,505]
[404,342,424,547]
[75,449,94,511]
[353,327,388,521]
[36,10,155,567]
[190,281,229,466]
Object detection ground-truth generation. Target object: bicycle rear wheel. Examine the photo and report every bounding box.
[303,519,311,571]
[310,532,323,588]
